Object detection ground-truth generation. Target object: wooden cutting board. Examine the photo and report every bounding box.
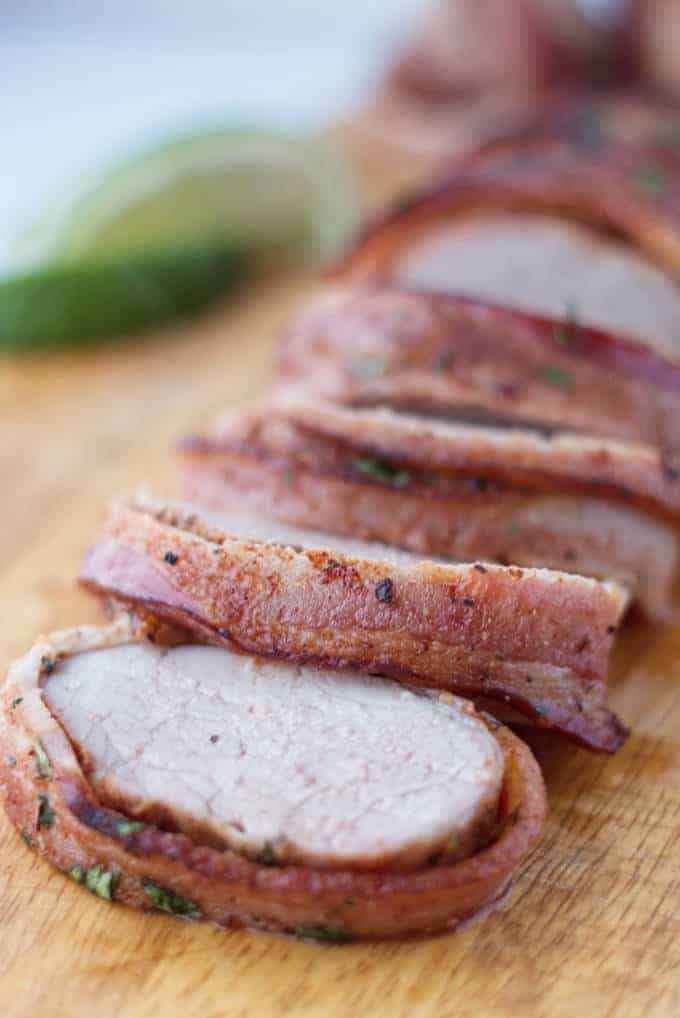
[1,250,679,1017]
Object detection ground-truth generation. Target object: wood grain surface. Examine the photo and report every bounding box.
[1,255,680,1018]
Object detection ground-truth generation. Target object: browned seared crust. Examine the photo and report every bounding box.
[178,401,679,620]
[271,403,680,522]
[332,123,680,281]
[275,284,680,453]
[80,497,628,751]
[0,618,546,940]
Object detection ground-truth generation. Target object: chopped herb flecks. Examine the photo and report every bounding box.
[7,756,17,768]
[534,365,574,391]
[553,304,579,348]
[163,551,179,565]
[71,864,119,901]
[352,458,410,488]
[633,163,667,197]
[294,923,354,945]
[10,697,23,710]
[349,355,386,379]
[143,878,198,916]
[37,793,54,828]
[114,818,146,838]
[257,841,276,866]
[33,739,52,779]
[375,578,394,604]
[21,831,33,847]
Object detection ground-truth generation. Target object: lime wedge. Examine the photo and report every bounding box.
[2,127,358,351]
[0,244,247,352]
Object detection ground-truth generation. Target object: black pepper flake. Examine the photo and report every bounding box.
[210,734,219,744]
[463,596,475,607]
[40,655,56,676]
[10,697,23,710]
[576,636,591,654]
[375,578,394,604]
[473,563,487,574]
[433,349,457,372]
[661,456,680,481]
[495,381,520,400]
[163,551,179,565]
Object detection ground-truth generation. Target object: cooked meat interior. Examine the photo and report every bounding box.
[395,214,680,351]
[81,494,630,751]
[44,642,503,872]
[0,620,546,939]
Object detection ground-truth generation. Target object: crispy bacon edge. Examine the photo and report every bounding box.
[78,497,628,752]
[274,283,680,453]
[0,616,546,941]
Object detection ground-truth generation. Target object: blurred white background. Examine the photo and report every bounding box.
[0,0,430,268]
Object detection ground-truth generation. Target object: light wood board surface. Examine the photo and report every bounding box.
[1,258,680,1018]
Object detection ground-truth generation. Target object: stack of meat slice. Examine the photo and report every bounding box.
[4,91,679,943]
[359,1,680,168]
[1,614,546,939]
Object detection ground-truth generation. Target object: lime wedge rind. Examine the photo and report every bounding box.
[0,243,248,353]
[2,125,359,351]
[15,127,359,268]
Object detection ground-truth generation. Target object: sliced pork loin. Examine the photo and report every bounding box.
[178,401,680,622]
[635,0,680,103]
[275,284,680,453]
[333,123,680,355]
[81,495,628,752]
[386,0,627,104]
[0,616,546,940]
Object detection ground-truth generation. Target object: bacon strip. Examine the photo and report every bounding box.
[178,402,679,621]
[275,283,680,453]
[0,617,546,940]
[333,125,680,282]
[79,496,628,751]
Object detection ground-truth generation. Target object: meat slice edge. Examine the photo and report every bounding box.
[43,642,504,872]
[0,618,546,940]
[80,496,629,751]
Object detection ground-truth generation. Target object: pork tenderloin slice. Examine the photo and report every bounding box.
[333,128,680,345]
[178,402,679,622]
[183,459,675,624]
[395,215,680,356]
[275,284,680,452]
[0,618,546,939]
[638,0,680,102]
[44,642,503,872]
[80,495,629,752]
